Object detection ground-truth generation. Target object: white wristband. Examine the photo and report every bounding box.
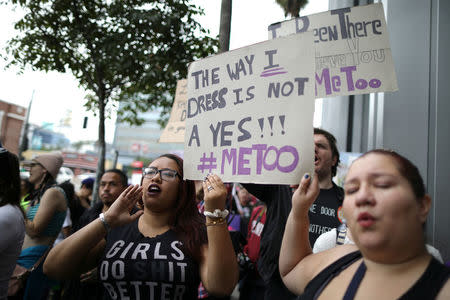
[99,213,111,232]
[203,209,229,219]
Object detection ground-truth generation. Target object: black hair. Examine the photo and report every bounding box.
[358,149,426,199]
[21,178,34,196]
[0,149,22,212]
[103,169,128,187]
[58,180,75,206]
[0,148,26,219]
[26,173,57,206]
[58,180,84,225]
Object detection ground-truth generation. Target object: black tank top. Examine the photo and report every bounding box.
[300,251,450,300]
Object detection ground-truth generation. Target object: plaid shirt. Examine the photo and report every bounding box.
[198,282,209,299]
[197,200,205,214]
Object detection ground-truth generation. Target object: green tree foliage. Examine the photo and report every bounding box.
[275,0,308,18]
[2,0,217,202]
[3,0,217,126]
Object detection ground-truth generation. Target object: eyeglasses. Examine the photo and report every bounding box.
[29,162,42,168]
[142,167,180,182]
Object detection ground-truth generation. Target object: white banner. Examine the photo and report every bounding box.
[159,79,187,143]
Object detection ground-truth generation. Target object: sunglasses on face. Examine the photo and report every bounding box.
[142,167,180,182]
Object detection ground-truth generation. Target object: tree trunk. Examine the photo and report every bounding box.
[219,0,232,52]
[91,95,106,206]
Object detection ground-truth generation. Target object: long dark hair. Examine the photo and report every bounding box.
[21,178,34,197]
[0,149,25,217]
[58,180,81,225]
[158,154,207,262]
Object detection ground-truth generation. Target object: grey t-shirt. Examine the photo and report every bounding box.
[0,204,25,299]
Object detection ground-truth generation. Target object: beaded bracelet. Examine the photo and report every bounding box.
[205,217,227,227]
[203,209,229,219]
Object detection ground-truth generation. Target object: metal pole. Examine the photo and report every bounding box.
[219,0,232,53]
[18,90,34,160]
[112,149,119,169]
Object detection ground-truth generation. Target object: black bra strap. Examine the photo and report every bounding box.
[343,261,367,300]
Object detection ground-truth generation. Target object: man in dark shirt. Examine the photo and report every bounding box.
[62,169,128,300]
[308,128,344,245]
[243,128,343,300]
[75,169,128,230]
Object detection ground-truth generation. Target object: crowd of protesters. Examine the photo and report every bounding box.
[1,126,449,300]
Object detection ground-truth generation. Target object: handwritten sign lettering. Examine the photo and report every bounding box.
[268,3,398,98]
[184,33,315,184]
[159,79,187,143]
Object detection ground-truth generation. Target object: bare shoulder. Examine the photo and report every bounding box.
[437,278,450,300]
[310,244,359,271]
[305,244,358,278]
[45,186,65,199]
[41,187,66,207]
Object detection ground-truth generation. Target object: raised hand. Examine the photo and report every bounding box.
[291,173,320,219]
[103,184,144,228]
[202,174,227,212]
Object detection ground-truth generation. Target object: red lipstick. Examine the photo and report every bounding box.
[357,212,375,228]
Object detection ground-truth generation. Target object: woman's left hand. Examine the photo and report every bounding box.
[202,174,227,212]
[291,173,319,219]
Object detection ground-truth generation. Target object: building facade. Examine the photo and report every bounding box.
[0,99,26,154]
[113,107,183,166]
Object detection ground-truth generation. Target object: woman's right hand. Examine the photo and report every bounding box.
[202,174,227,212]
[291,173,320,219]
[103,184,144,228]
